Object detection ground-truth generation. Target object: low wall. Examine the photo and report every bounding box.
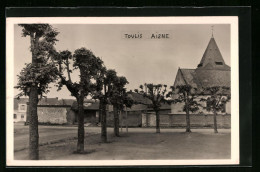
[107,111,143,127]
[142,113,231,128]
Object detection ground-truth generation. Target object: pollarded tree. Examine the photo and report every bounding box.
[92,69,119,142]
[135,84,168,133]
[15,24,59,160]
[167,85,201,133]
[200,86,230,133]
[53,48,104,153]
[109,76,134,136]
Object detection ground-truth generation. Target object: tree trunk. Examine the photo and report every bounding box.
[213,108,218,133]
[126,108,128,133]
[28,85,39,160]
[155,111,160,133]
[185,108,191,133]
[28,33,39,160]
[113,105,120,137]
[25,102,30,126]
[77,96,85,152]
[101,101,107,142]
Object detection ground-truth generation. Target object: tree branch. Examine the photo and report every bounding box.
[66,58,72,82]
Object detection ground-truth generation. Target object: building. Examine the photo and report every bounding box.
[13,97,76,124]
[123,92,172,127]
[171,35,231,128]
[14,98,28,123]
[37,98,75,124]
[71,99,113,125]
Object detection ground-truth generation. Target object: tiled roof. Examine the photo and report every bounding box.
[58,99,76,106]
[128,92,152,105]
[147,103,171,111]
[178,68,230,89]
[71,100,100,110]
[173,36,231,95]
[14,98,75,109]
[38,98,61,105]
[197,37,230,70]
[195,69,230,88]
[126,104,147,111]
[14,98,29,110]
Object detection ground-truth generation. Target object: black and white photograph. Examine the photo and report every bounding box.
[6,17,239,166]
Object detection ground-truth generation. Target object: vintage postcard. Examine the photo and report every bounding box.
[6,17,239,166]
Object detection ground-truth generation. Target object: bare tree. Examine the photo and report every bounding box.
[92,69,118,142]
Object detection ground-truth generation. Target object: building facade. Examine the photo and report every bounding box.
[14,98,28,123]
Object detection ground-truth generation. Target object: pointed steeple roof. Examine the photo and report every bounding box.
[197,37,230,70]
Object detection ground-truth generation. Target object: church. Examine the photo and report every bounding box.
[171,34,231,117]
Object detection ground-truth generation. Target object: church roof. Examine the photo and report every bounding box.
[197,37,230,70]
[177,68,230,89]
[173,36,231,94]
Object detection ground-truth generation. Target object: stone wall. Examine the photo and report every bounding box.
[74,110,99,124]
[38,106,70,124]
[66,109,76,124]
[106,111,143,127]
[141,113,231,128]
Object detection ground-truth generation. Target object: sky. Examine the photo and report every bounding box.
[14,24,230,99]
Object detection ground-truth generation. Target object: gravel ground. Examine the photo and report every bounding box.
[14,124,231,160]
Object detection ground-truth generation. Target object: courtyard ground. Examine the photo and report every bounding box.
[14,123,231,160]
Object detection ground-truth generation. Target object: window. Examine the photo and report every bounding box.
[14,114,17,119]
[21,115,24,119]
[20,105,26,110]
[215,62,223,65]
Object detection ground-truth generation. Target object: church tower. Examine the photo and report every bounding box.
[196,32,230,71]
[173,28,231,89]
